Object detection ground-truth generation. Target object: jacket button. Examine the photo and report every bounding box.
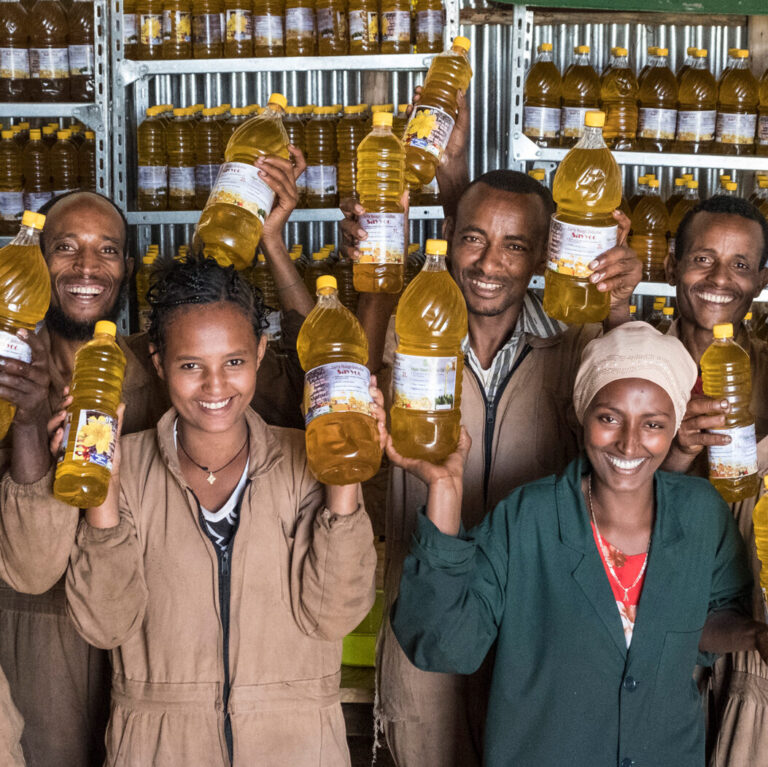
[623,676,638,692]
[620,759,633,767]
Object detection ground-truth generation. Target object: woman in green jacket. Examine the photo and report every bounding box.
[389,321,768,767]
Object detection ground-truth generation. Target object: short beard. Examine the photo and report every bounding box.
[45,280,129,340]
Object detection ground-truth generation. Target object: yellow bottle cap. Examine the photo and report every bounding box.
[614,47,628,56]
[142,253,156,264]
[584,111,605,128]
[94,321,117,337]
[56,130,70,140]
[285,106,301,115]
[687,180,699,189]
[19,121,29,130]
[257,252,266,262]
[720,174,731,182]
[528,168,546,180]
[172,108,186,117]
[662,307,674,316]
[763,475,768,491]
[728,47,738,56]
[29,129,41,140]
[373,112,394,127]
[654,298,665,306]
[268,93,288,110]
[42,126,55,135]
[425,239,448,256]
[202,107,217,116]
[657,48,669,56]
[453,36,470,52]
[218,103,231,111]
[686,46,697,55]
[344,104,367,114]
[682,173,693,180]
[648,179,660,188]
[540,43,553,52]
[736,49,749,59]
[629,305,637,314]
[638,175,649,184]
[695,48,707,57]
[316,275,336,291]
[647,46,659,55]
[85,131,95,139]
[312,251,326,260]
[408,243,420,254]
[746,312,753,320]
[674,178,686,187]
[713,322,734,339]
[0,130,11,139]
[725,182,738,191]
[33,212,46,229]
[760,178,768,188]
[21,211,37,228]
[371,104,394,113]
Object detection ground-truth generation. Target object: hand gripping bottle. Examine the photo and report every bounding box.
[701,322,760,503]
[354,111,406,294]
[53,321,126,508]
[403,36,472,188]
[637,47,678,152]
[542,111,621,324]
[752,476,768,621]
[391,238,467,462]
[628,177,669,282]
[675,48,717,154]
[194,93,290,270]
[297,275,381,485]
[714,49,758,156]
[560,45,599,147]
[600,47,638,151]
[524,42,562,148]
[0,211,50,440]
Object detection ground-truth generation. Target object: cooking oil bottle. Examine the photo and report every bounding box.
[629,177,669,282]
[523,42,562,148]
[0,0,30,102]
[0,130,23,236]
[348,0,378,55]
[167,107,196,211]
[224,0,252,57]
[305,106,338,208]
[655,305,674,334]
[600,47,638,151]
[403,36,472,188]
[195,93,290,270]
[0,211,49,439]
[135,246,156,331]
[393,103,408,138]
[249,251,282,344]
[137,0,164,59]
[542,111,621,325]
[137,105,168,210]
[251,0,283,55]
[42,125,56,146]
[297,275,381,484]
[53,321,127,508]
[715,49,758,156]
[28,0,70,101]
[559,45,599,147]
[677,46,697,81]
[336,104,368,200]
[50,130,78,196]
[665,176,687,213]
[628,174,648,210]
[637,47,678,152]
[355,112,406,294]
[124,0,139,58]
[78,130,95,190]
[414,0,443,54]
[192,0,224,57]
[221,105,247,144]
[194,107,222,209]
[333,253,358,312]
[162,0,192,58]
[22,129,53,213]
[285,0,314,56]
[675,48,717,154]
[380,0,410,54]
[303,250,330,292]
[68,0,94,101]
[701,322,760,503]
[283,105,306,205]
[758,68,768,156]
[668,179,699,259]
[752,476,768,619]
[391,238,466,462]
[366,103,393,132]
[316,0,347,55]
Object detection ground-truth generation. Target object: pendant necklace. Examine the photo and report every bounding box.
[178,433,249,485]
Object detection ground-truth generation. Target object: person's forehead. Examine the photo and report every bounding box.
[46,198,125,238]
[688,211,764,251]
[457,184,547,225]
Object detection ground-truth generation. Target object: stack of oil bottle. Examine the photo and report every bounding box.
[124,0,444,59]
[0,121,97,234]
[524,43,768,156]
[0,0,95,101]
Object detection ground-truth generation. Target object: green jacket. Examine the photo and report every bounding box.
[391,456,752,767]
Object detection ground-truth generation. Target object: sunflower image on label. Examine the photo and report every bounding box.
[225,9,252,41]
[303,362,373,427]
[381,11,410,43]
[208,162,275,224]
[140,14,163,46]
[524,106,560,139]
[637,108,677,139]
[404,105,455,160]
[676,110,717,142]
[716,112,757,145]
[393,353,457,411]
[358,212,405,265]
[707,423,758,479]
[547,219,618,278]
[60,410,118,471]
[163,10,192,42]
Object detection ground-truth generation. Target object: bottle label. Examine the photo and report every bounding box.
[416,9,443,41]
[23,191,53,212]
[225,9,252,42]
[193,13,223,44]
[381,11,410,44]
[138,165,167,192]
[207,161,275,224]
[547,218,618,277]
[404,105,454,160]
[264,309,281,342]
[758,115,768,147]
[123,13,139,46]
[285,7,314,38]
[676,110,717,143]
[349,10,378,43]
[168,166,195,196]
[393,353,458,411]
[163,10,192,43]
[67,44,94,76]
[707,423,758,480]
[316,8,345,40]
[60,409,118,471]
[296,168,307,194]
[637,107,677,140]
[253,14,284,45]
[29,48,69,79]
[140,14,163,47]
[303,362,373,427]
[0,48,30,79]
[560,106,590,139]
[357,212,405,265]
[305,165,337,197]
[195,163,220,191]
[0,191,24,223]
[0,331,31,364]
[715,112,757,146]
[524,106,560,139]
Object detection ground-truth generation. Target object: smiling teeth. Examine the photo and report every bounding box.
[68,285,103,296]
[607,456,645,470]
[472,279,501,291]
[697,291,733,304]
[199,399,231,410]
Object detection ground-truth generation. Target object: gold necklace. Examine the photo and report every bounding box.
[177,433,248,485]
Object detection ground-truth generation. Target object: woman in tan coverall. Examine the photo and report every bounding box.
[58,255,381,766]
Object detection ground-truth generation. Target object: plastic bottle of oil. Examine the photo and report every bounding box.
[758,68,768,157]
[252,0,284,56]
[50,130,78,196]
[53,321,126,508]
[524,42,562,148]
[365,103,392,132]
[123,0,139,58]
[655,305,674,334]
[336,104,368,200]
[0,0,30,102]
[137,0,164,59]
[22,129,53,213]
[192,0,223,57]
[194,107,222,209]
[305,106,338,208]
[135,247,156,331]
[333,253,358,312]
[628,174,648,211]
[380,0,410,54]
[355,112,406,294]
[701,322,760,503]
[41,125,55,146]
[221,105,247,144]
[137,105,167,210]
[414,0,442,54]
[403,36,472,188]
[752,476,768,618]
[285,0,314,56]
[248,251,282,343]
[283,105,306,205]
[0,130,23,236]
[543,111,621,324]
[629,178,669,282]
[68,0,94,101]
[637,47,678,152]
[348,0,377,55]
[224,0,252,57]
[167,107,196,211]
[77,130,96,190]
[675,48,717,154]
[303,249,330,292]
[28,0,70,101]
[714,49,758,156]
[162,0,192,58]
[390,238,466,462]
[0,212,49,438]
[316,0,347,55]
[600,47,638,151]
[677,46,697,81]
[665,176,686,213]
[559,45,599,148]
[297,275,380,484]
[195,93,290,270]
[668,179,699,259]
